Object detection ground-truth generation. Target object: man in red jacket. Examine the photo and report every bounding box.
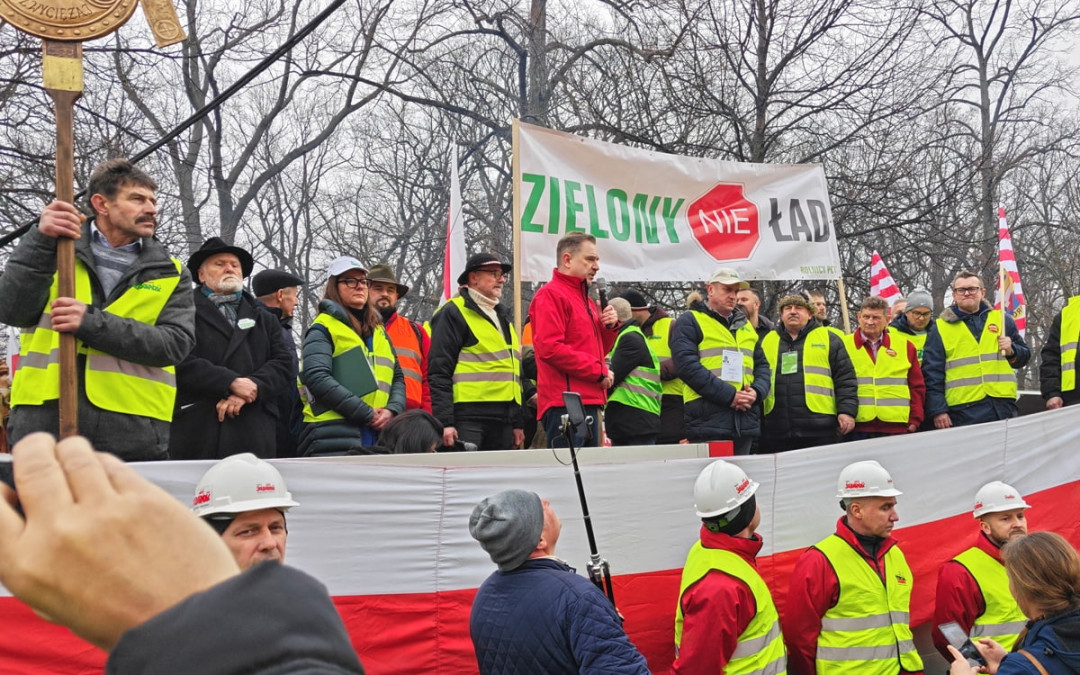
[528,232,618,448]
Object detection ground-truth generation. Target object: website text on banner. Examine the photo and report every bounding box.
[513,121,842,283]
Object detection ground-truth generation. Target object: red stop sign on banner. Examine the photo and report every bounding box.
[687,183,760,261]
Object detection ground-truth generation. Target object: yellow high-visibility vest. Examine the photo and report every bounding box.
[842,333,911,424]
[936,311,1016,406]
[648,316,684,397]
[761,328,836,416]
[675,542,788,675]
[814,535,923,675]
[1058,296,1080,392]
[447,296,521,405]
[953,546,1027,650]
[608,325,661,415]
[682,311,758,405]
[12,257,183,422]
[301,312,395,422]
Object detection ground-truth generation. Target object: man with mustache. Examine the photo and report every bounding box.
[168,238,292,460]
[933,481,1032,658]
[0,159,195,460]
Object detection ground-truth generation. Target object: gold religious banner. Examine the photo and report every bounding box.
[0,0,185,437]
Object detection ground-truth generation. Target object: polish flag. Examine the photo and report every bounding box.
[995,206,1027,336]
[869,250,902,306]
[442,152,467,304]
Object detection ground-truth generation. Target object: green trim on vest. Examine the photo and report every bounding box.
[842,333,911,424]
[608,324,661,415]
[446,296,521,404]
[12,257,182,422]
[676,542,788,675]
[761,328,836,416]
[954,546,1027,650]
[1059,297,1080,393]
[648,316,684,397]
[682,311,758,405]
[814,535,923,675]
[936,310,1017,406]
[301,312,395,422]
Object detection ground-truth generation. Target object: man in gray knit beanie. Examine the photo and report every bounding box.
[469,489,547,572]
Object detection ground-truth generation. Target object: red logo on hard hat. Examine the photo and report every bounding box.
[687,183,760,261]
[193,489,211,507]
[1005,494,1015,499]
[735,477,751,494]
[845,481,865,489]
[255,483,276,493]
[974,501,983,509]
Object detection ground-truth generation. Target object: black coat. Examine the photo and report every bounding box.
[604,320,661,442]
[761,319,858,441]
[169,290,293,460]
[256,301,303,457]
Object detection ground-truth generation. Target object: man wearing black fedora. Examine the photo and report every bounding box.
[169,238,293,460]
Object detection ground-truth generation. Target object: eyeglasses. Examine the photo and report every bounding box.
[337,277,370,289]
[478,269,508,281]
[952,286,983,295]
[907,309,932,318]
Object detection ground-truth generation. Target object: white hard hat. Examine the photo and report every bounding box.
[192,453,299,518]
[694,460,759,518]
[973,481,1031,518]
[836,460,902,500]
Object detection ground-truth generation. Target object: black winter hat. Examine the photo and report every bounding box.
[188,237,255,279]
[252,269,304,297]
[458,253,511,286]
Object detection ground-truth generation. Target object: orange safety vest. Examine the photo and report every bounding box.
[384,314,425,410]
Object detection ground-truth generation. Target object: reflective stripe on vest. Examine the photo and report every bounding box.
[301,313,395,423]
[936,311,1017,406]
[814,535,923,675]
[953,547,1027,650]
[384,315,425,409]
[675,542,788,675]
[1059,297,1080,393]
[447,297,521,404]
[648,316,684,397]
[11,257,182,422]
[761,328,836,416]
[842,333,911,424]
[608,325,661,415]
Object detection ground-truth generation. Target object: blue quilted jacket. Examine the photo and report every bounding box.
[469,558,651,674]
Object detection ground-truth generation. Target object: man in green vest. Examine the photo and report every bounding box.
[888,289,936,364]
[0,159,195,461]
[785,460,924,675]
[622,289,686,444]
[604,297,661,446]
[671,268,771,455]
[933,481,1030,658]
[843,296,925,440]
[759,294,858,454]
[429,252,526,450]
[923,271,1030,428]
[673,460,787,674]
[1039,295,1080,409]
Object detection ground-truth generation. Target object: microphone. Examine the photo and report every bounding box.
[594,277,609,309]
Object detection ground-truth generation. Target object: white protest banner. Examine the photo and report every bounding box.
[514,121,841,282]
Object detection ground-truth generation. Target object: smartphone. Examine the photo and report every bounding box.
[938,621,987,666]
[562,392,587,426]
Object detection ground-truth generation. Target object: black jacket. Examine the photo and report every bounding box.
[604,320,661,441]
[428,289,528,429]
[1040,309,1080,406]
[107,563,365,674]
[671,301,771,442]
[761,318,858,441]
[639,306,680,386]
[170,290,293,460]
[256,301,303,457]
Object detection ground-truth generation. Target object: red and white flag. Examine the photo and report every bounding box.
[870,250,902,306]
[442,151,467,304]
[995,206,1027,336]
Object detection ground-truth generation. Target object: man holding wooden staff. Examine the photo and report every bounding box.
[0,159,195,460]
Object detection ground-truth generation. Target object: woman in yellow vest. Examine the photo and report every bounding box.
[298,257,405,456]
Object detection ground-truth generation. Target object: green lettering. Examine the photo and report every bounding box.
[547,177,561,234]
[644,196,661,244]
[520,173,545,232]
[564,180,585,233]
[585,185,609,239]
[662,197,683,243]
[632,194,652,243]
[606,189,631,241]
